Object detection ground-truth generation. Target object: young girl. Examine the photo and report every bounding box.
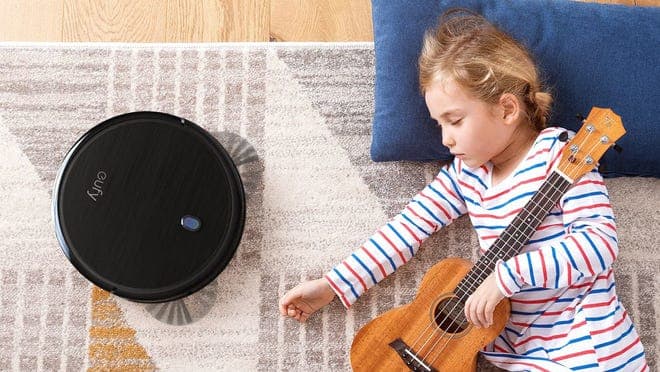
[279,10,648,371]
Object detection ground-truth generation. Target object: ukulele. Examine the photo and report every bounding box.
[350,107,625,372]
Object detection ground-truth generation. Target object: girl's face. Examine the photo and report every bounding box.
[424,78,517,169]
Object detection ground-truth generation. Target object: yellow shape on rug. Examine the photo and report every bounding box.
[89,287,156,371]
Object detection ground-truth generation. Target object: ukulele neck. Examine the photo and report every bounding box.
[454,170,574,300]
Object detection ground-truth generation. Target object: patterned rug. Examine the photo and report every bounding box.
[0,42,657,371]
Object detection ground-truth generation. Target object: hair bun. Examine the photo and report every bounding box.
[532,91,553,128]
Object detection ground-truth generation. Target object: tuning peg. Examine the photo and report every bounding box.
[559,130,575,142]
[576,113,586,122]
[612,144,623,153]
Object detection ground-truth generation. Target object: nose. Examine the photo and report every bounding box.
[442,132,455,148]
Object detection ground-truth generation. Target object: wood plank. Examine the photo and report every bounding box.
[636,0,660,6]
[270,0,373,41]
[0,0,657,42]
[580,0,635,4]
[166,0,269,42]
[0,0,63,41]
[62,0,167,42]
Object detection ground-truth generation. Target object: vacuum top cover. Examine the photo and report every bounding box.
[53,112,245,302]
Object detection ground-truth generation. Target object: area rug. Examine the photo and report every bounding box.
[0,42,657,371]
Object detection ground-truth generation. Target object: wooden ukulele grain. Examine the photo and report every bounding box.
[350,258,511,372]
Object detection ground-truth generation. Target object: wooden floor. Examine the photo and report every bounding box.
[0,0,656,42]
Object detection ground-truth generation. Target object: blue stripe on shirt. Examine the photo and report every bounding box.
[413,200,445,226]
[463,168,488,190]
[332,268,359,300]
[514,161,546,177]
[474,224,508,230]
[368,238,397,272]
[582,231,607,272]
[463,195,479,206]
[528,230,564,244]
[561,241,579,271]
[441,166,464,201]
[502,261,523,291]
[568,214,615,222]
[551,246,560,288]
[526,252,536,286]
[488,191,536,210]
[428,183,462,216]
[402,214,430,236]
[524,335,591,355]
[591,282,616,294]
[564,191,610,203]
[595,323,635,349]
[586,304,621,322]
[351,253,377,285]
[606,351,646,372]
[574,363,603,370]
[387,223,414,257]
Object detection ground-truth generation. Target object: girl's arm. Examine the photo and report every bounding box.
[325,165,468,308]
[495,169,618,296]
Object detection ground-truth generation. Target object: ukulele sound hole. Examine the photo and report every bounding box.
[433,296,469,334]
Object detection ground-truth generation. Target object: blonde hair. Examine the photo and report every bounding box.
[419,9,552,131]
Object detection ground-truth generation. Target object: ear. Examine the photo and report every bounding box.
[498,93,521,126]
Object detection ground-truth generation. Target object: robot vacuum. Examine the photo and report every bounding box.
[53,111,245,303]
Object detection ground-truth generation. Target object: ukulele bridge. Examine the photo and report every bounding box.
[389,338,438,372]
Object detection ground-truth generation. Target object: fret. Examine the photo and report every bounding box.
[455,171,572,299]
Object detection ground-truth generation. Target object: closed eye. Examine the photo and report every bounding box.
[438,118,463,127]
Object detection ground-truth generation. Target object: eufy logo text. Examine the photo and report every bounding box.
[87,171,108,202]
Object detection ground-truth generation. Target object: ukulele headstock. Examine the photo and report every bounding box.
[557,107,625,182]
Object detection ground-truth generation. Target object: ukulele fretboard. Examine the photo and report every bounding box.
[454,170,573,301]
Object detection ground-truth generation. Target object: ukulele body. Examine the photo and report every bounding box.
[350,257,511,372]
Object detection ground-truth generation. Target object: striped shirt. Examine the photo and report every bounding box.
[325,127,648,371]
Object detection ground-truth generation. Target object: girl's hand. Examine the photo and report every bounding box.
[464,273,505,328]
[279,278,336,323]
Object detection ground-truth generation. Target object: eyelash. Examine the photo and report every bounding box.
[438,118,462,127]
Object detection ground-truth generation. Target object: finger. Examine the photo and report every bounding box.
[479,300,491,328]
[475,300,487,328]
[287,304,299,318]
[470,298,483,328]
[485,303,494,327]
[471,298,484,328]
[279,291,295,315]
[278,297,286,315]
[463,298,470,325]
[279,301,290,316]
[464,297,475,327]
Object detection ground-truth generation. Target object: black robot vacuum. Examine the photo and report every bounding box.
[53,111,246,303]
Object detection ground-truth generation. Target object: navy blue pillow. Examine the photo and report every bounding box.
[371,0,660,177]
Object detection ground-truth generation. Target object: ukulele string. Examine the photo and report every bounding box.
[563,130,595,182]
[410,174,558,359]
[417,173,569,365]
[423,128,605,363]
[424,178,568,366]
[409,131,596,365]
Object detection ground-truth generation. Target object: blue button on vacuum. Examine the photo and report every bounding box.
[181,215,202,232]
